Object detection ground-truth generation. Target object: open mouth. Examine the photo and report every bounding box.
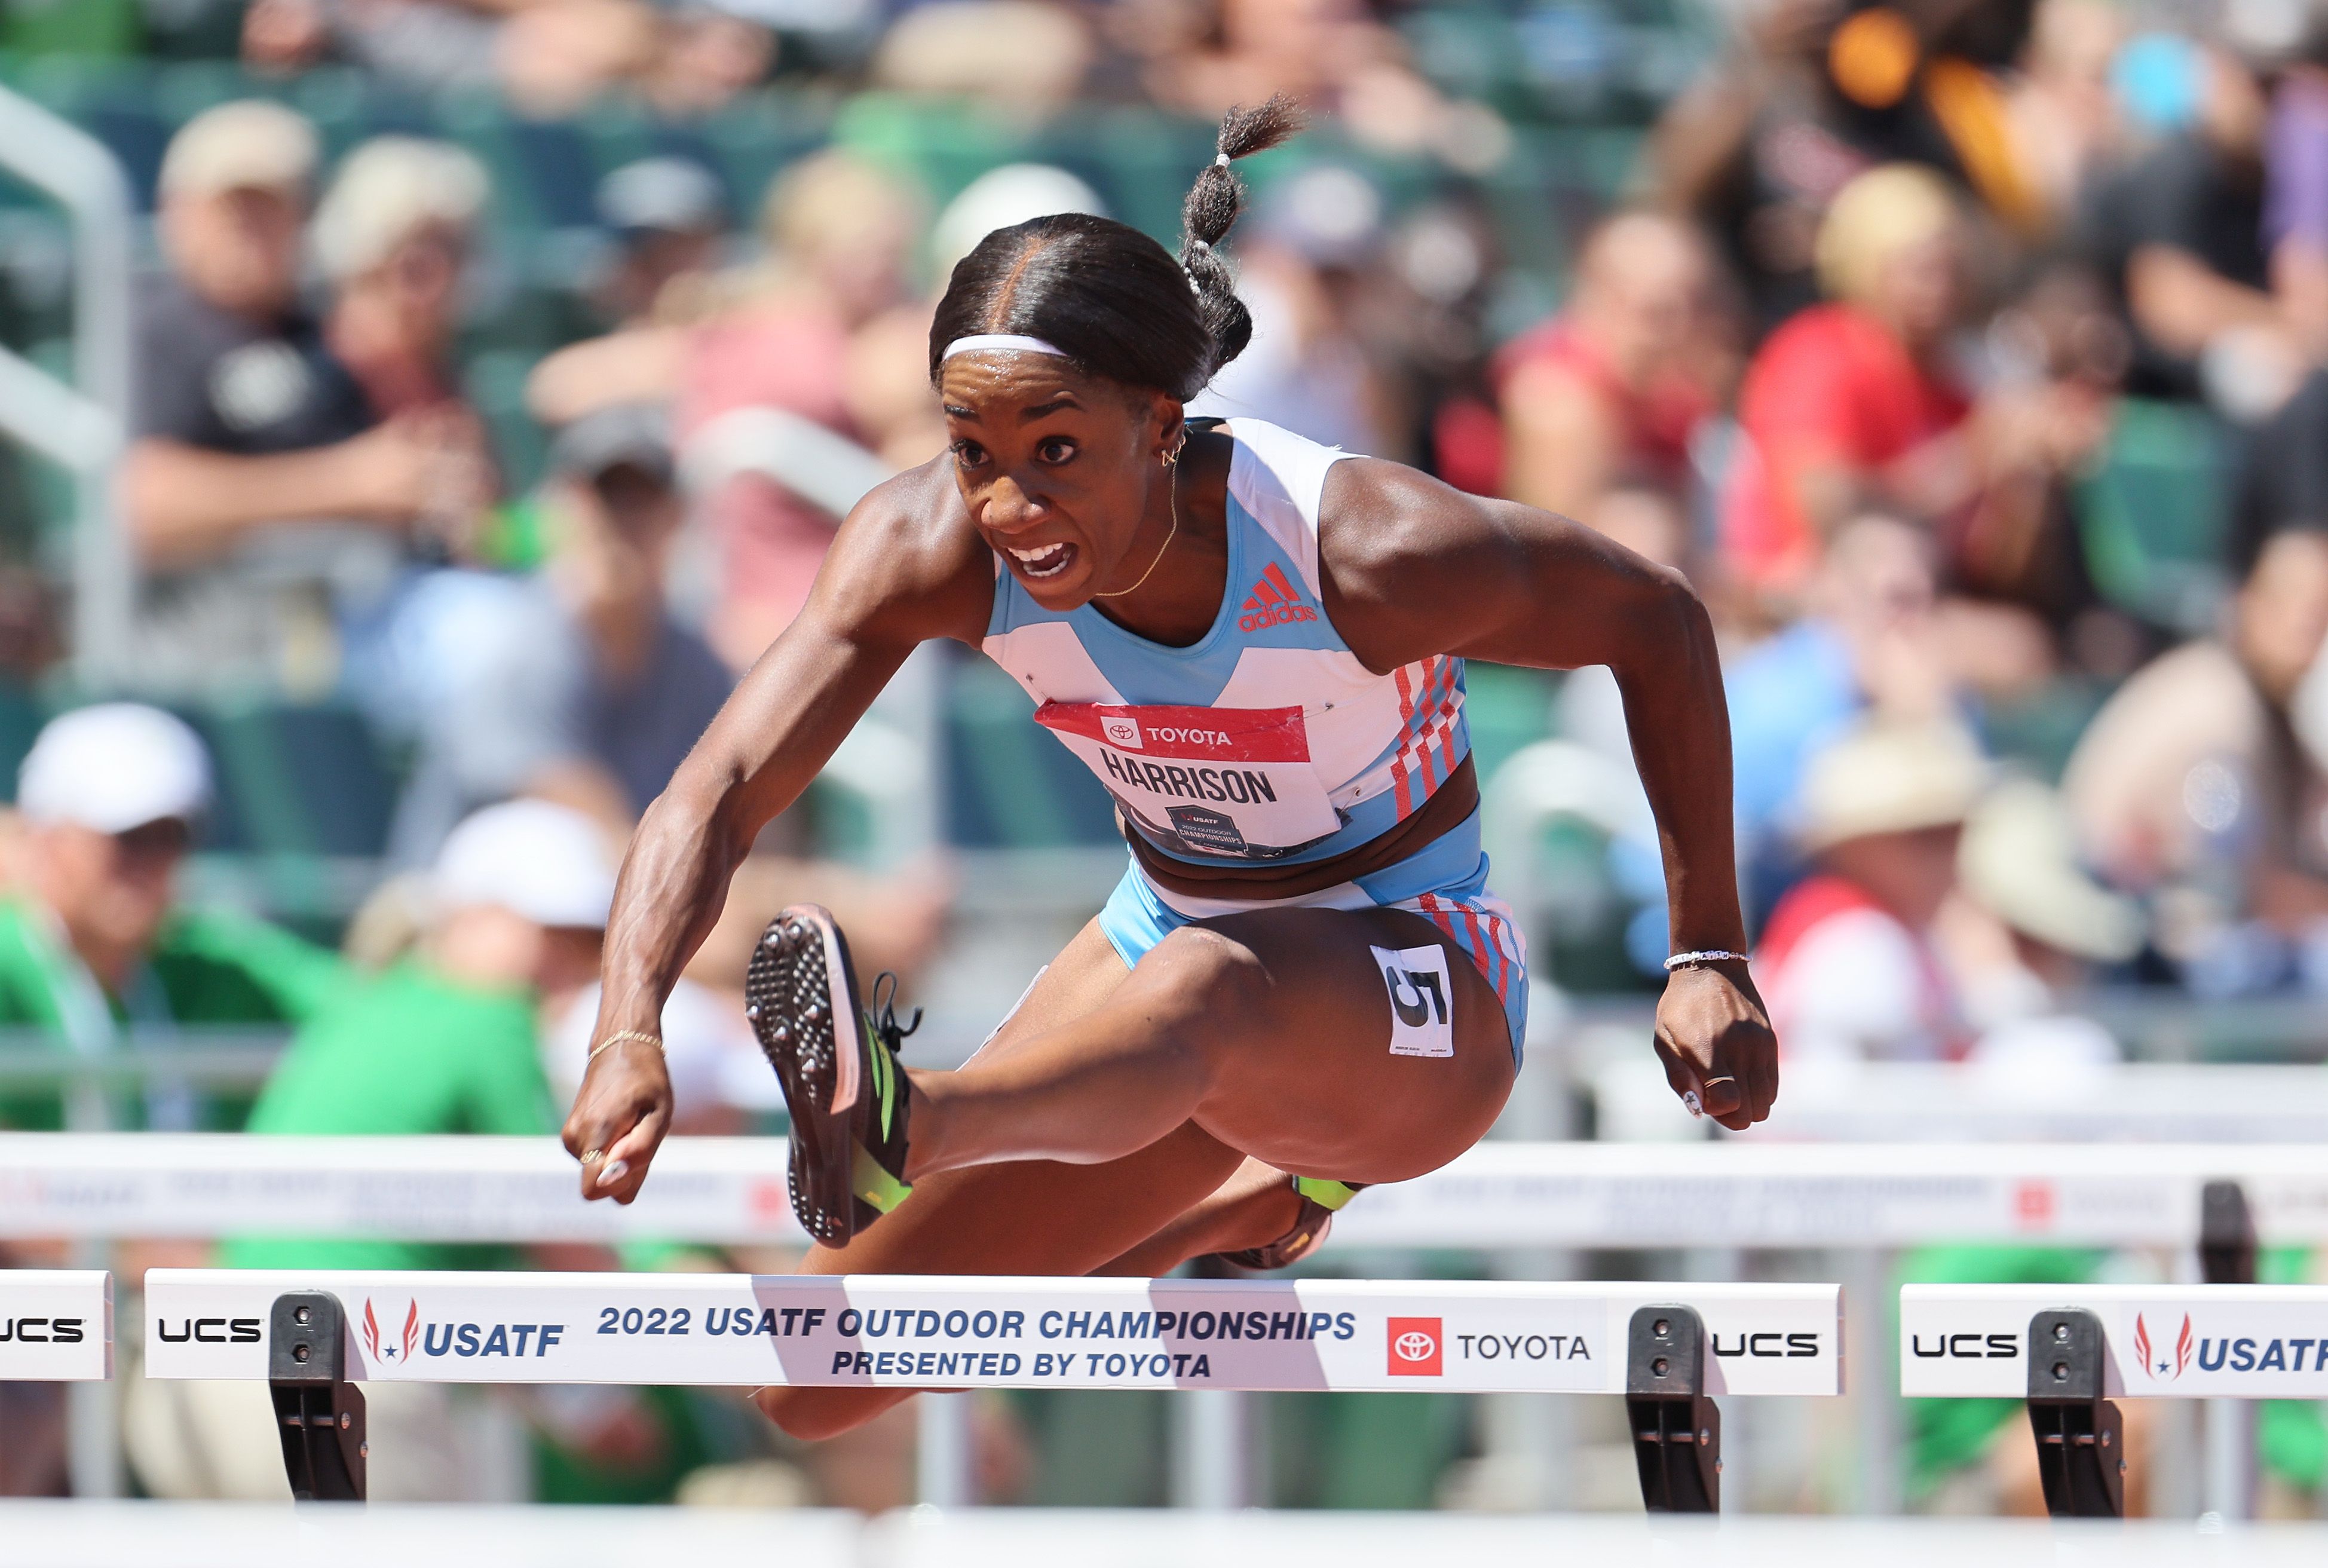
[1007,541,1076,581]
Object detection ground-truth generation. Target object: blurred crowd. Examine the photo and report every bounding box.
[4,0,2328,1519]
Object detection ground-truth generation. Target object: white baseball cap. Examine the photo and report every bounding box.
[433,800,618,930]
[17,704,213,834]
[158,100,320,200]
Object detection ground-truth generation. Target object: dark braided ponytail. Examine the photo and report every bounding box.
[929,95,1307,401]
[1179,94,1307,385]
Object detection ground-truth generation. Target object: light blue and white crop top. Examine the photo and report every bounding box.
[981,419,1472,869]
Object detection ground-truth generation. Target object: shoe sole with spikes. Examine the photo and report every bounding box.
[744,904,869,1248]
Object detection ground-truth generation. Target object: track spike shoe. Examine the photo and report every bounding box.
[743,904,918,1247]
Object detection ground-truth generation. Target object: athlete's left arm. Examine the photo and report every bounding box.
[1319,459,1776,1131]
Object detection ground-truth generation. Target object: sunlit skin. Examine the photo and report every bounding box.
[563,343,1773,1437]
[939,352,1223,643]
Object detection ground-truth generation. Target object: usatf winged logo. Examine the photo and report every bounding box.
[2133,1312,2194,1381]
[362,1298,421,1365]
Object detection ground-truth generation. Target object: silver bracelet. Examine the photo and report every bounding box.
[1664,950,1748,972]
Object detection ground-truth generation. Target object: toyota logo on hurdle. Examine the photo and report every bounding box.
[1387,1317,1443,1376]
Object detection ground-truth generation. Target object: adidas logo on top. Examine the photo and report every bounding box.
[1237,562,1321,633]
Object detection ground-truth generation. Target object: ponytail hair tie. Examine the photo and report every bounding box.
[1215,152,1232,168]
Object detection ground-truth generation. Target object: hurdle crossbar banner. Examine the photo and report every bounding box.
[14,1134,2328,1247]
[0,1269,109,1380]
[143,1272,1842,1395]
[1334,1141,2328,1249]
[1901,1284,2328,1399]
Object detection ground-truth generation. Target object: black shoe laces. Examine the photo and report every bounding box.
[866,971,921,1054]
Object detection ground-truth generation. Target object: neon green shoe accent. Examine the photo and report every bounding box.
[862,1013,898,1140]
[852,1143,912,1214]
[1293,1177,1358,1211]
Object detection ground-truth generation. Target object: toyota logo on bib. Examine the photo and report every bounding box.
[1102,715,1143,749]
[1387,1317,1443,1376]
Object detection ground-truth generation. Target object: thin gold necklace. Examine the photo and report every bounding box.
[1092,462,1180,599]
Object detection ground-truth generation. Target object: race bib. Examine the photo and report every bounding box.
[1371,944,1454,1057]
[1034,702,1341,859]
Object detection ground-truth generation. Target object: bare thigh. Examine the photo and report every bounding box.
[1154,903,1517,1184]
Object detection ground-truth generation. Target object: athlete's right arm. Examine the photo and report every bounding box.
[564,462,990,1202]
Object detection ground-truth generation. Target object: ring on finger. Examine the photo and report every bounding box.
[581,1148,605,1165]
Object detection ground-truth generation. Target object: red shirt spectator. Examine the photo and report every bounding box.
[1721,301,1971,591]
[1495,212,1726,525]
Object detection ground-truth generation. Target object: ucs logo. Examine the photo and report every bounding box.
[1387,1317,1442,1376]
[363,1298,421,1365]
[2134,1313,2194,1382]
[0,1316,85,1343]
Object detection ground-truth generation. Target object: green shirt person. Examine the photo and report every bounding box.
[0,703,344,1132]
[225,798,615,1275]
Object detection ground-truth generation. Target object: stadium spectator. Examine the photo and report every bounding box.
[1494,210,1726,529]
[528,150,925,667]
[0,705,345,1134]
[125,800,619,1503]
[0,701,344,1498]
[118,102,492,693]
[2079,39,2305,416]
[2269,44,2328,352]
[1943,777,2142,1045]
[1719,164,2102,604]
[1727,516,1960,877]
[1754,719,1986,1062]
[2238,365,2328,556]
[316,137,492,424]
[1647,0,2047,329]
[592,157,730,332]
[2062,528,2328,990]
[2001,0,2128,233]
[870,1,1093,114]
[388,406,731,860]
[243,0,669,114]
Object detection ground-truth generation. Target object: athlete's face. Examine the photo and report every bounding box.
[940,351,1181,608]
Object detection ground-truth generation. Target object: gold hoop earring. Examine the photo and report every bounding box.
[1160,431,1187,467]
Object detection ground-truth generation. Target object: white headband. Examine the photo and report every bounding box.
[941,333,1069,362]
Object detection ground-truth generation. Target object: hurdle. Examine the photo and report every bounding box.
[134,1270,1841,1508]
[12,1133,2328,1248]
[1902,1254,2328,1521]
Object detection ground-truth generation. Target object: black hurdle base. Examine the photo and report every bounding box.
[2026,1307,2123,1518]
[1626,1304,1721,1512]
[269,1291,367,1502]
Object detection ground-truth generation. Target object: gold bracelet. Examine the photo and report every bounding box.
[589,1029,665,1062]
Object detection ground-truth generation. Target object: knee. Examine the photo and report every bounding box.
[753,1384,897,1442]
[1141,926,1269,1050]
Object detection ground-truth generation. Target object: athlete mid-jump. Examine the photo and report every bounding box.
[565,98,1776,1439]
